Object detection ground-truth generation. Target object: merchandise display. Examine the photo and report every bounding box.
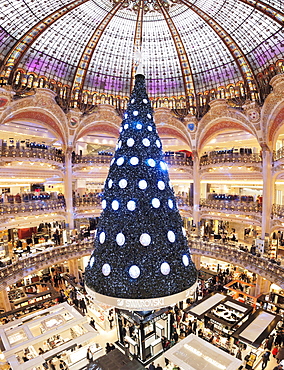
[0,303,101,370]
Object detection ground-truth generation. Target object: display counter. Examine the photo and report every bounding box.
[116,307,170,365]
[0,283,60,321]
[165,333,242,370]
[0,302,100,370]
[233,309,282,348]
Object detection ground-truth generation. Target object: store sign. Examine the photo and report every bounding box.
[85,282,197,311]
[117,298,165,309]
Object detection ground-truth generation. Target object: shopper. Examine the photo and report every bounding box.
[105,343,112,354]
[261,350,271,369]
[272,346,279,358]
[236,348,242,360]
[148,362,156,370]
[276,345,284,363]
[87,347,92,361]
[273,365,283,370]
[156,364,162,370]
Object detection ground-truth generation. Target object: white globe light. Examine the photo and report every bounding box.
[99,232,105,244]
[147,114,151,119]
[118,141,122,148]
[160,161,167,170]
[127,200,136,211]
[129,265,140,279]
[168,230,175,243]
[108,179,113,188]
[158,180,165,190]
[161,262,170,275]
[136,123,142,129]
[111,158,115,165]
[131,98,135,103]
[142,138,150,147]
[156,140,161,148]
[182,255,189,267]
[116,233,125,246]
[90,256,95,267]
[140,233,151,246]
[102,199,106,209]
[117,157,124,166]
[112,200,119,210]
[102,263,111,276]
[119,127,123,133]
[133,110,139,116]
[147,126,153,131]
[124,123,129,129]
[147,158,156,167]
[182,227,186,237]
[127,138,135,147]
[168,199,174,209]
[119,179,127,188]
[124,113,128,119]
[152,198,160,208]
[130,157,139,165]
[139,180,147,190]
[143,99,148,104]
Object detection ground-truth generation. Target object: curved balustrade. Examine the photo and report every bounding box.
[200,153,262,166]
[176,196,193,208]
[1,239,283,290]
[0,199,65,217]
[0,145,64,163]
[0,242,93,288]
[189,240,284,288]
[272,204,284,218]
[273,147,284,162]
[72,154,192,167]
[200,199,262,214]
[74,196,102,207]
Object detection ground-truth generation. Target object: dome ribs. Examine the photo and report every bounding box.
[156,0,196,102]
[179,0,259,99]
[0,0,90,81]
[71,0,127,94]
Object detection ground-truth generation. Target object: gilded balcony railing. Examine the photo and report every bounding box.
[200,152,262,166]
[0,199,66,216]
[0,144,64,163]
[200,199,262,214]
[1,239,283,289]
[72,154,193,167]
[188,240,284,288]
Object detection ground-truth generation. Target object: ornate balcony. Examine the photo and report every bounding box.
[0,145,64,164]
[272,204,284,219]
[200,152,262,170]
[200,199,262,214]
[1,239,283,290]
[0,199,66,218]
[188,240,284,288]
[72,154,192,169]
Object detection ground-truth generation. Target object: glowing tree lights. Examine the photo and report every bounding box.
[85,72,197,310]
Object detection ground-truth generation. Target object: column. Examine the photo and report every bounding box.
[255,275,271,296]
[191,254,201,270]
[192,152,201,233]
[68,258,79,282]
[261,149,273,239]
[0,289,11,312]
[64,147,74,230]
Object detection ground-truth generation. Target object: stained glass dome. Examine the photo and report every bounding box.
[0,0,283,103]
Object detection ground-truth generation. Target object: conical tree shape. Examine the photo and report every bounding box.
[85,74,197,306]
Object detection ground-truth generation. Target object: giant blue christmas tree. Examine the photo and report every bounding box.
[85,72,197,307]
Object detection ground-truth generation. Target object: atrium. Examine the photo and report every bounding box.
[0,0,284,369]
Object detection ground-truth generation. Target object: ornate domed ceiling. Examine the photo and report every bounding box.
[0,0,283,102]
